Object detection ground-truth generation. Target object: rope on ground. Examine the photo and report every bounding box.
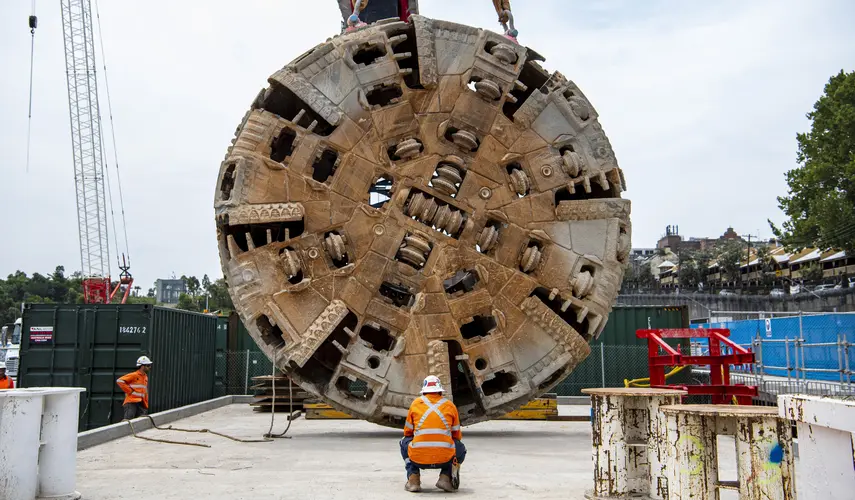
[127,418,210,448]
[141,415,272,443]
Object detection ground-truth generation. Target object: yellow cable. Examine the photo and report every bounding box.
[624,365,687,388]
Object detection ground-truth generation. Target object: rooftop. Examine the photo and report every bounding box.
[791,248,822,265]
[820,250,847,262]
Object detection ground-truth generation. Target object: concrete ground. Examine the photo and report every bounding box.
[77,404,594,500]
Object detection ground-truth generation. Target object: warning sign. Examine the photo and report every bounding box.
[30,326,54,344]
[765,319,772,338]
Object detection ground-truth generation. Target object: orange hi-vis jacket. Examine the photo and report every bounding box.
[403,393,462,464]
[116,370,149,408]
[0,376,13,390]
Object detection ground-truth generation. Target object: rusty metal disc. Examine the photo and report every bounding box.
[215,15,629,428]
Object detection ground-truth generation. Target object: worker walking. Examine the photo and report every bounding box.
[116,356,152,420]
[400,375,466,492]
[0,362,14,389]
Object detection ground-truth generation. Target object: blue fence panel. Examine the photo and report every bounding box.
[693,314,853,382]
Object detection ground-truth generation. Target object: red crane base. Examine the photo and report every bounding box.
[83,277,111,304]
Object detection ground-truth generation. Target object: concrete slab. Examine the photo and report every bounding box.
[77,404,593,499]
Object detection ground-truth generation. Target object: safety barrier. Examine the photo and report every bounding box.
[698,311,854,383]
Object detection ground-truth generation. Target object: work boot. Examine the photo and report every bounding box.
[436,474,454,492]
[405,474,421,492]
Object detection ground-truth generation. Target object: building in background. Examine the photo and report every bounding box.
[155,279,186,304]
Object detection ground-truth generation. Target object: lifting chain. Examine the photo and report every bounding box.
[431,156,466,197]
[451,129,479,151]
[477,225,500,253]
[509,167,530,196]
[406,192,466,237]
[520,245,541,273]
[572,270,594,298]
[490,43,518,65]
[281,249,302,279]
[397,232,432,268]
[395,138,423,160]
[474,79,502,101]
[324,232,348,262]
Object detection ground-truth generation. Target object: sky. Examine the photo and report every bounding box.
[1,0,854,290]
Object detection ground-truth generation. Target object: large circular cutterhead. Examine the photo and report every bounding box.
[215,16,630,427]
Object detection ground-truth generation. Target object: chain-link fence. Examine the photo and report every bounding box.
[215,350,276,396]
[216,346,656,398]
[214,321,855,404]
[553,345,652,396]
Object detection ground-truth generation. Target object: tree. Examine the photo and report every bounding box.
[146,287,155,298]
[177,293,201,312]
[206,278,234,312]
[754,246,776,287]
[772,70,855,251]
[181,275,201,297]
[716,240,745,285]
[678,249,712,289]
[0,268,86,323]
[801,263,824,282]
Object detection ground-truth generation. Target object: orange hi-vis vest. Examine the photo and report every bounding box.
[116,370,149,408]
[403,394,462,464]
[0,376,13,390]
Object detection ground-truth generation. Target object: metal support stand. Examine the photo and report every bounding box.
[582,388,687,500]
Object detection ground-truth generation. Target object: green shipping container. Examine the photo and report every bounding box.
[554,305,688,396]
[18,303,217,431]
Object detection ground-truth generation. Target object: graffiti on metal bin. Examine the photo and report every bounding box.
[747,439,785,486]
[676,434,705,475]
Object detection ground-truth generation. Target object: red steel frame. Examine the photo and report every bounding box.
[636,328,758,405]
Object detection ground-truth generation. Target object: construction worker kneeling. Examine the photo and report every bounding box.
[116,356,153,420]
[400,375,466,493]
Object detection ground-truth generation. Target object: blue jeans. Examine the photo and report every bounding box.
[400,436,467,478]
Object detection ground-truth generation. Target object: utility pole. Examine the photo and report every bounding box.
[741,233,758,290]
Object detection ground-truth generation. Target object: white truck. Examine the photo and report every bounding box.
[0,318,21,379]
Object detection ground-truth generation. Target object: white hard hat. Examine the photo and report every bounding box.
[0,362,5,369]
[136,356,153,367]
[420,375,444,394]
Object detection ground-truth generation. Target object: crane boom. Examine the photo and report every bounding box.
[60,0,112,303]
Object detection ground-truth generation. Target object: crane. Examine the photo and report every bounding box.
[28,0,133,303]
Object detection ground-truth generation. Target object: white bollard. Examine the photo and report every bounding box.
[0,390,44,500]
[37,388,86,500]
[779,394,855,500]
[0,388,85,500]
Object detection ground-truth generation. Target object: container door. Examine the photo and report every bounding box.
[76,309,98,431]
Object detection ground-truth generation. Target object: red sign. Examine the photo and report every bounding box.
[30,326,54,344]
